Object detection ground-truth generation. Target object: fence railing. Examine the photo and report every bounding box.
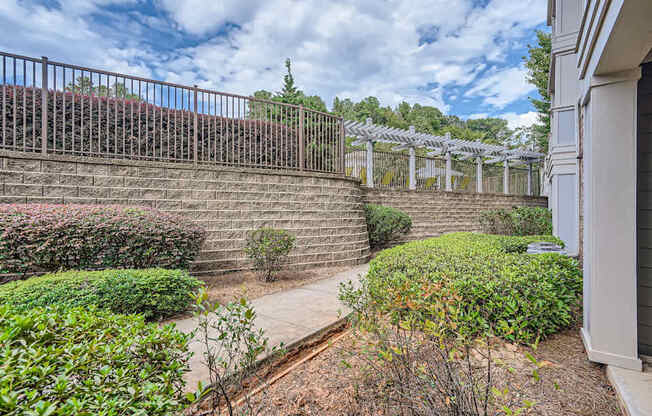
[0,51,344,174]
[345,149,541,196]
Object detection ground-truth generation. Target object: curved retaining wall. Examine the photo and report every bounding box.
[0,151,370,276]
[363,188,548,243]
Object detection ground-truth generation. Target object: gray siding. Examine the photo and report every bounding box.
[637,62,652,355]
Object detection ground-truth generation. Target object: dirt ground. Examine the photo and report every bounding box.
[199,266,352,306]
[239,323,622,416]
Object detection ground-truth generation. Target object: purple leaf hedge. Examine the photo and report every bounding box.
[0,204,206,278]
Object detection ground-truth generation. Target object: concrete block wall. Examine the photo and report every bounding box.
[363,188,548,243]
[0,151,370,276]
[0,151,549,276]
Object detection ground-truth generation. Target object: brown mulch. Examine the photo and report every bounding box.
[199,266,352,306]
[237,324,622,416]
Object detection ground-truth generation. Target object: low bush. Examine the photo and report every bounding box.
[341,233,581,344]
[0,305,192,415]
[479,206,552,236]
[364,204,412,248]
[0,204,206,276]
[244,228,296,282]
[0,268,202,320]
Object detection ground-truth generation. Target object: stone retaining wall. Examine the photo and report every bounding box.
[0,151,548,275]
[363,188,548,243]
[0,151,370,276]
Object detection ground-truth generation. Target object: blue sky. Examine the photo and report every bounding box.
[0,0,548,129]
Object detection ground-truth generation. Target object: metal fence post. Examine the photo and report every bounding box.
[41,56,48,154]
[339,118,345,175]
[193,85,198,164]
[298,105,305,170]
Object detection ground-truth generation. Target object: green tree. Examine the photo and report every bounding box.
[276,58,302,106]
[523,30,552,152]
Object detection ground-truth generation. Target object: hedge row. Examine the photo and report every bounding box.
[0,268,201,320]
[0,86,301,166]
[0,305,191,415]
[479,206,552,236]
[0,204,206,277]
[347,233,581,344]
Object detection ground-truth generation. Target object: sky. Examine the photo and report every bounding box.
[0,0,548,130]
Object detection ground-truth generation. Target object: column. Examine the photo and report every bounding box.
[503,160,509,195]
[408,126,416,190]
[582,72,641,370]
[527,163,533,196]
[476,156,483,193]
[366,140,374,188]
[445,151,452,191]
[365,117,374,188]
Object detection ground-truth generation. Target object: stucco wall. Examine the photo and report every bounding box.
[0,151,370,276]
[363,188,548,244]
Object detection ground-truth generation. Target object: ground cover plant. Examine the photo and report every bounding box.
[341,232,581,344]
[0,305,192,416]
[0,204,206,278]
[244,228,296,282]
[0,268,201,320]
[479,206,552,236]
[364,203,412,248]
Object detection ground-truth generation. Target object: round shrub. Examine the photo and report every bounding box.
[0,204,207,277]
[364,204,412,248]
[351,233,581,344]
[0,305,192,415]
[244,227,296,282]
[0,268,202,320]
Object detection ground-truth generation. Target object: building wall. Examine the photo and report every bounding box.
[363,188,547,243]
[0,151,549,277]
[548,0,581,256]
[548,0,652,370]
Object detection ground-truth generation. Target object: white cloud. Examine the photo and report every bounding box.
[501,111,539,129]
[0,0,546,115]
[464,66,535,109]
[160,0,545,110]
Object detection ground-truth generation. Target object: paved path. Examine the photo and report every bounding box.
[172,263,370,391]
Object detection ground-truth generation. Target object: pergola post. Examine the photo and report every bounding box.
[408,126,416,190]
[527,163,533,196]
[476,156,483,193]
[503,160,510,195]
[445,151,452,192]
[365,118,374,188]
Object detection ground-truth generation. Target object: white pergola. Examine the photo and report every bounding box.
[344,118,543,195]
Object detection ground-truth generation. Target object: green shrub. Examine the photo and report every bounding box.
[341,233,582,344]
[364,204,412,248]
[244,228,296,282]
[0,268,202,320]
[0,305,192,416]
[0,204,206,277]
[479,206,552,236]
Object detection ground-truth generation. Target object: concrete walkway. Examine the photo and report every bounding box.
[172,263,370,391]
[607,362,652,416]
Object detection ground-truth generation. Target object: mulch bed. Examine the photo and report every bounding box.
[237,323,622,415]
